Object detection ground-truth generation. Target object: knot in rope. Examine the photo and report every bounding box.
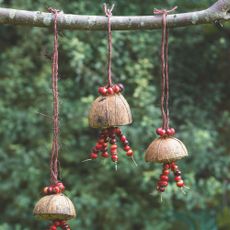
[48,7,60,15]
[103,3,114,17]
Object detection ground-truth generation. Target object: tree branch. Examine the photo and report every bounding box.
[0,0,229,30]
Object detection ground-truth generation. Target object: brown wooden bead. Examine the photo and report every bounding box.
[43,187,49,194]
[145,136,188,163]
[88,94,132,128]
[33,194,76,221]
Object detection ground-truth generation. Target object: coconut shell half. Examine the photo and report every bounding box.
[33,193,76,221]
[88,93,132,128]
[145,136,188,163]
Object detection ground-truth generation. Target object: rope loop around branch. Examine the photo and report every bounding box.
[48,7,60,14]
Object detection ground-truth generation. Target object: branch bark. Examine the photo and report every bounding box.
[0,0,229,30]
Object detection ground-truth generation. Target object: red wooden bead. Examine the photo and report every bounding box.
[110,139,116,144]
[126,149,133,156]
[101,152,109,158]
[90,153,98,159]
[174,176,182,182]
[98,138,104,144]
[124,145,131,151]
[156,127,166,136]
[53,186,60,193]
[56,182,64,190]
[54,220,61,226]
[162,169,170,175]
[107,87,114,95]
[158,181,168,187]
[115,128,122,136]
[176,180,184,187]
[113,85,120,93]
[111,149,117,154]
[98,87,107,96]
[163,163,170,169]
[111,154,118,162]
[123,140,129,145]
[95,143,103,150]
[48,186,53,194]
[160,175,168,181]
[59,184,65,192]
[110,144,117,150]
[171,164,178,171]
[120,135,127,142]
[166,128,176,136]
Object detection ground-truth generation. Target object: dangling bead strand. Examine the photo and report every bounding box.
[171,162,186,189]
[88,126,134,165]
[90,130,106,160]
[156,162,188,194]
[115,127,134,157]
[101,131,109,158]
[109,128,119,162]
[156,163,170,192]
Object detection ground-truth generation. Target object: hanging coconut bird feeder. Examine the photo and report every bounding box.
[86,4,135,167]
[145,6,189,195]
[34,8,76,230]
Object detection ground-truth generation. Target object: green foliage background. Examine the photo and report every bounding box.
[0,0,230,229]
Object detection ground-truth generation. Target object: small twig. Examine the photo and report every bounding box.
[131,156,138,167]
[181,186,190,194]
[181,187,186,195]
[114,161,118,171]
[35,111,53,120]
[160,193,163,203]
[81,158,92,163]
